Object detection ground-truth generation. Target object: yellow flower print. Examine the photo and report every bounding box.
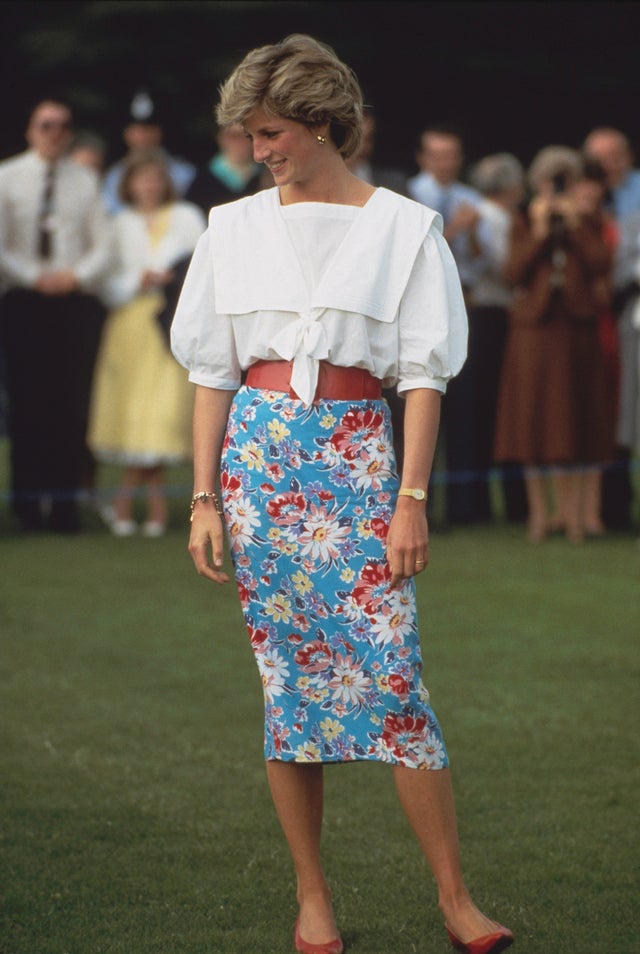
[295,741,322,762]
[306,687,329,703]
[340,568,355,583]
[268,527,282,540]
[239,441,265,471]
[267,419,290,443]
[297,676,311,690]
[320,717,343,741]
[375,674,391,692]
[264,594,292,623]
[320,413,337,430]
[292,570,313,595]
[419,684,431,705]
[356,518,373,539]
[280,542,297,556]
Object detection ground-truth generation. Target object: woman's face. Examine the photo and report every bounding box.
[243,109,327,188]
[219,123,255,166]
[128,163,168,210]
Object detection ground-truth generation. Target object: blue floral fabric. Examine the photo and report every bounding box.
[220,385,448,770]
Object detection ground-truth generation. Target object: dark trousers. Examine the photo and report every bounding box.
[467,305,527,522]
[436,305,527,524]
[440,355,477,523]
[1,288,104,531]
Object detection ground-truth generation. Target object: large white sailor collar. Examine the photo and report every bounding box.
[209,186,442,320]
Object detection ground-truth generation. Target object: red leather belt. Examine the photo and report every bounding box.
[245,359,382,401]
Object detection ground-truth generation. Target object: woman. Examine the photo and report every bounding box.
[172,35,513,954]
[494,147,613,543]
[89,150,205,536]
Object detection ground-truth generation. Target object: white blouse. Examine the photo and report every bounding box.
[102,202,206,309]
[171,187,467,407]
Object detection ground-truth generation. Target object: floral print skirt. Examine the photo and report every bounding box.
[220,385,448,770]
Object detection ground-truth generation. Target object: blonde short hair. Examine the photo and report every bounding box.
[216,34,363,159]
[118,148,177,206]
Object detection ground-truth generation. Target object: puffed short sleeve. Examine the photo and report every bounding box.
[170,228,241,389]
[396,223,468,394]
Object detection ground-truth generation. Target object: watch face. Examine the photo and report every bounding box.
[400,488,426,500]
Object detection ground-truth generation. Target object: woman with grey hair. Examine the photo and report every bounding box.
[471,153,524,198]
[172,33,513,954]
[494,146,613,542]
[467,154,527,522]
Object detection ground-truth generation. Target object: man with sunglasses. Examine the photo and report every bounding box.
[0,99,111,532]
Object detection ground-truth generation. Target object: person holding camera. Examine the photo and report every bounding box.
[494,147,613,543]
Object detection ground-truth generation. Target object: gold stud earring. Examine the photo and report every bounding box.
[317,135,326,145]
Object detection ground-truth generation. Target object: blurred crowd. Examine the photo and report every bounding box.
[0,90,639,542]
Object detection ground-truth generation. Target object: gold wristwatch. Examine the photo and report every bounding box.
[398,488,428,501]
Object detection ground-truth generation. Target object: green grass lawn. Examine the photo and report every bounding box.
[1,445,639,953]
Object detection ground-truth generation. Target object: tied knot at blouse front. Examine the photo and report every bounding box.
[171,187,468,406]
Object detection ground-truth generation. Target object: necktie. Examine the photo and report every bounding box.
[38,163,55,259]
[438,188,452,225]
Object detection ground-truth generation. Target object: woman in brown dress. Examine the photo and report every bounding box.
[494,147,613,542]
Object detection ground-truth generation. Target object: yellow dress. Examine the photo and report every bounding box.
[89,207,195,465]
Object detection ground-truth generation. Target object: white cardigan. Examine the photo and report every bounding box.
[171,187,467,406]
[103,201,206,309]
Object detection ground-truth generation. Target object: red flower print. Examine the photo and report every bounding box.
[266,491,307,525]
[371,518,388,540]
[294,639,333,673]
[381,712,428,760]
[260,482,275,494]
[265,463,284,482]
[221,472,242,495]
[292,613,311,632]
[249,625,270,653]
[330,408,385,460]
[388,674,409,699]
[352,560,392,616]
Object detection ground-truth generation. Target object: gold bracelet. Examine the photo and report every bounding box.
[190,491,223,521]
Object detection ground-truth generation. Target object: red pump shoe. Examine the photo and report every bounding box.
[446,923,514,954]
[294,916,344,954]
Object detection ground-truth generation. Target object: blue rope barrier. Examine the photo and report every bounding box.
[1,457,637,505]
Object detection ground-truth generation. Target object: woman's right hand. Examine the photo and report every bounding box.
[188,503,231,584]
[529,196,554,239]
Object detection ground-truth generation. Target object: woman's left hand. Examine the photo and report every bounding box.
[385,498,430,588]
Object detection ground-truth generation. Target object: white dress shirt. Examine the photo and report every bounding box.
[0,150,111,292]
[407,171,483,289]
[171,187,468,407]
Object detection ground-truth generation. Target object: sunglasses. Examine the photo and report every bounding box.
[36,119,73,132]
